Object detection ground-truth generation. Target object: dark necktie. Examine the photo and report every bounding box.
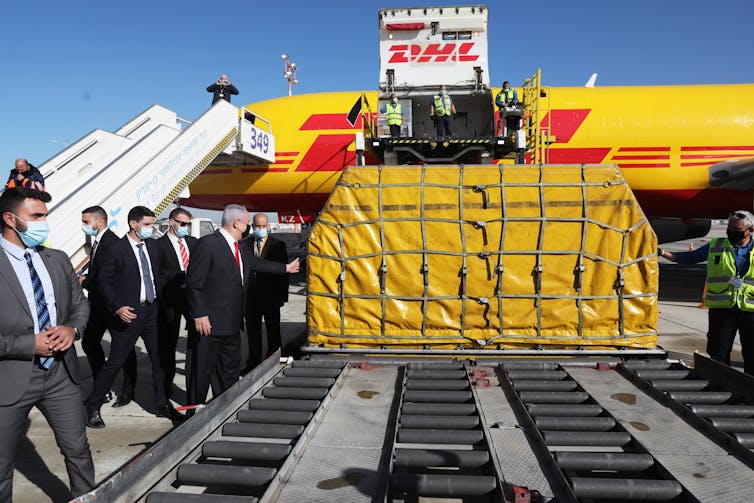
[255,239,262,257]
[91,239,99,256]
[24,252,53,369]
[136,243,156,303]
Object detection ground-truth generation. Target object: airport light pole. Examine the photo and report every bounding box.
[281,54,298,96]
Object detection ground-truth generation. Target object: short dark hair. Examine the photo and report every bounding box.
[0,187,52,229]
[169,207,192,221]
[127,206,155,226]
[503,81,510,86]
[82,205,107,223]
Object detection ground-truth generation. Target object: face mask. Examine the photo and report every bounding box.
[391,98,397,104]
[13,215,49,247]
[727,229,747,243]
[175,225,189,238]
[136,225,153,240]
[253,228,268,240]
[440,90,446,96]
[82,224,97,236]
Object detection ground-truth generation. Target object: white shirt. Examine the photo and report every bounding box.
[167,231,190,271]
[218,228,243,284]
[92,227,107,257]
[127,235,156,303]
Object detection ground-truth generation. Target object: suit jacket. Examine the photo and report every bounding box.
[0,245,90,406]
[97,236,164,321]
[247,236,289,306]
[157,233,197,312]
[82,228,119,305]
[186,230,285,335]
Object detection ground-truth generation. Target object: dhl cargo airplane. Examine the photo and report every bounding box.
[184,83,754,227]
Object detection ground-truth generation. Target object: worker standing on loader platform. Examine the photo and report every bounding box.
[495,81,519,136]
[660,210,754,375]
[430,85,456,138]
[381,93,404,138]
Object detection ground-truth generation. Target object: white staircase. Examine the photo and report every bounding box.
[38,100,274,270]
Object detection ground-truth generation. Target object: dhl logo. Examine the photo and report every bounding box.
[387,42,480,64]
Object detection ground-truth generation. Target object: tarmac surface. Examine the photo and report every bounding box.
[12,226,745,502]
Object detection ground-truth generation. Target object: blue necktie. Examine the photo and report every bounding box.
[24,252,53,369]
[137,243,156,303]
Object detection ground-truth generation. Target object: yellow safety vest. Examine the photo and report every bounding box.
[433,95,452,116]
[497,89,515,106]
[704,237,754,310]
[385,103,402,126]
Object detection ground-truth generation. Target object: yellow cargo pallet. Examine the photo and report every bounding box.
[307,164,658,351]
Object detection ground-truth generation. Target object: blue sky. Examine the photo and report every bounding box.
[2,0,753,168]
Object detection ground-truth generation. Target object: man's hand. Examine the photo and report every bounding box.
[46,325,76,352]
[286,258,300,274]
[78,274,86,286]
[195,316,212,336]
[116,306,138,324]
[34,328,55,356]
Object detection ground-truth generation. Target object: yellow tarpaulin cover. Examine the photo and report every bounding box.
[307,164,658,350]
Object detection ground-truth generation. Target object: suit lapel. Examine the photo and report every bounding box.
[0,247,33,319]
[38,247,66,318]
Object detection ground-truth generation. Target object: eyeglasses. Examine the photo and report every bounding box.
[730,212,749,220]
[172,220,191,227]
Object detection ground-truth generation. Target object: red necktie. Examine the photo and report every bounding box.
[178,238,189,269]
[234,241,241,270]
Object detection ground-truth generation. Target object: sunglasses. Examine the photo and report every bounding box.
[172,220,191,227]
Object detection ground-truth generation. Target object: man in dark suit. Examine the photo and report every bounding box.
[80,205,138,407]
[185,205,299,408]
[156,207,197,401]
[243,213,289,373]
[84,206,184,428]
[0,187,94,500]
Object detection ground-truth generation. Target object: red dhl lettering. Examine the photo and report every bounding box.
[387,42,480,64]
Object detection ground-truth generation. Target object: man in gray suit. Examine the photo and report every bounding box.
[0,187,95,500]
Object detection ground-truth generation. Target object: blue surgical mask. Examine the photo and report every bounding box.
[136,226,153,240]
[253,228,268,240]
[176,226,189,238]
[82,224,97,236]
[440,90,446,96]
[13,215,49,248]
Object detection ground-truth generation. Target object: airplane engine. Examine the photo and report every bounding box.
[650,217,712,244]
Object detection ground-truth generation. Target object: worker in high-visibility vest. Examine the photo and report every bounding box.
[381,93,404,138]
[495,81,519,136]
[661,210,754,375]
[430,85,457,138]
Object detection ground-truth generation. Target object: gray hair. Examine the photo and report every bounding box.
[730,210,754,228]
[221,204,248,226]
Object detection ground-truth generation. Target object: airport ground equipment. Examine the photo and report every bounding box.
[36,101,274,271]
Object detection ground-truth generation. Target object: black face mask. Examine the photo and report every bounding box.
[727,229,747,243]
[240,225,250,239]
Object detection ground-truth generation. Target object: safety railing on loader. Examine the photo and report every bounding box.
[522,69,551,165]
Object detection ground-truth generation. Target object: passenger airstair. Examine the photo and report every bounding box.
[37,101,275,271]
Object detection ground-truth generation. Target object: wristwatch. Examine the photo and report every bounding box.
[658,249,666,258]
[73,327,81,340]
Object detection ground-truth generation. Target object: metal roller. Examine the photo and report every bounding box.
[634,369,691,380]
[291,360,346,368]
[534,416,615,431]
[272,376,335,388]
[390,473,497,497]
[177,464,277,487]
[526,404,603,417]
[708,417,754,432]
[249,398,320,411]
[512,380,578,391]
[394,449,489,468]
[650,379,709,391]
[398,429,484,445]
[403,390,472,403]
[223,422,304,439]
[401,402,476,416]
[555,451,654,471]
[688,404,754,418]
[405,379,469,390]
[262,387,329,400]
[147,493,256,503]
[407,362,464,370]
[622,359,672,370]
[733,433,754,448]
[668,391,732,404]
[505,370,568,381]
[571,477,682,500]
[518,391,589,404]
[237,410,313,425]
[202,441,291,461]
[400,415,480,429]
[500,362,559,371]
[282,367,341,378]
[543,431,631,446]
[406,370,467,380]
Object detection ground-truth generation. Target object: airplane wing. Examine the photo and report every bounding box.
[708,157,754,189]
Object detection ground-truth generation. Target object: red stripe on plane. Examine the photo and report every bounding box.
[275,151,299,157]
[681,161,716,167]
[300,114,362,130]
[295,134,356,171]
[540,109,591,143]
[611,155,670,160]
[617,147,671,152]
[681,154,754,159]
[546,147,610,163]
[681,146,754,151]
[240,167,289,173]
[617,163,670,168]
[273,160,294,165]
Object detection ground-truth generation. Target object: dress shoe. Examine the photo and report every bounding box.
[85,407,106,429]
[156,404,187,424]
[103,391,112,404]
[111,393,133,408]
